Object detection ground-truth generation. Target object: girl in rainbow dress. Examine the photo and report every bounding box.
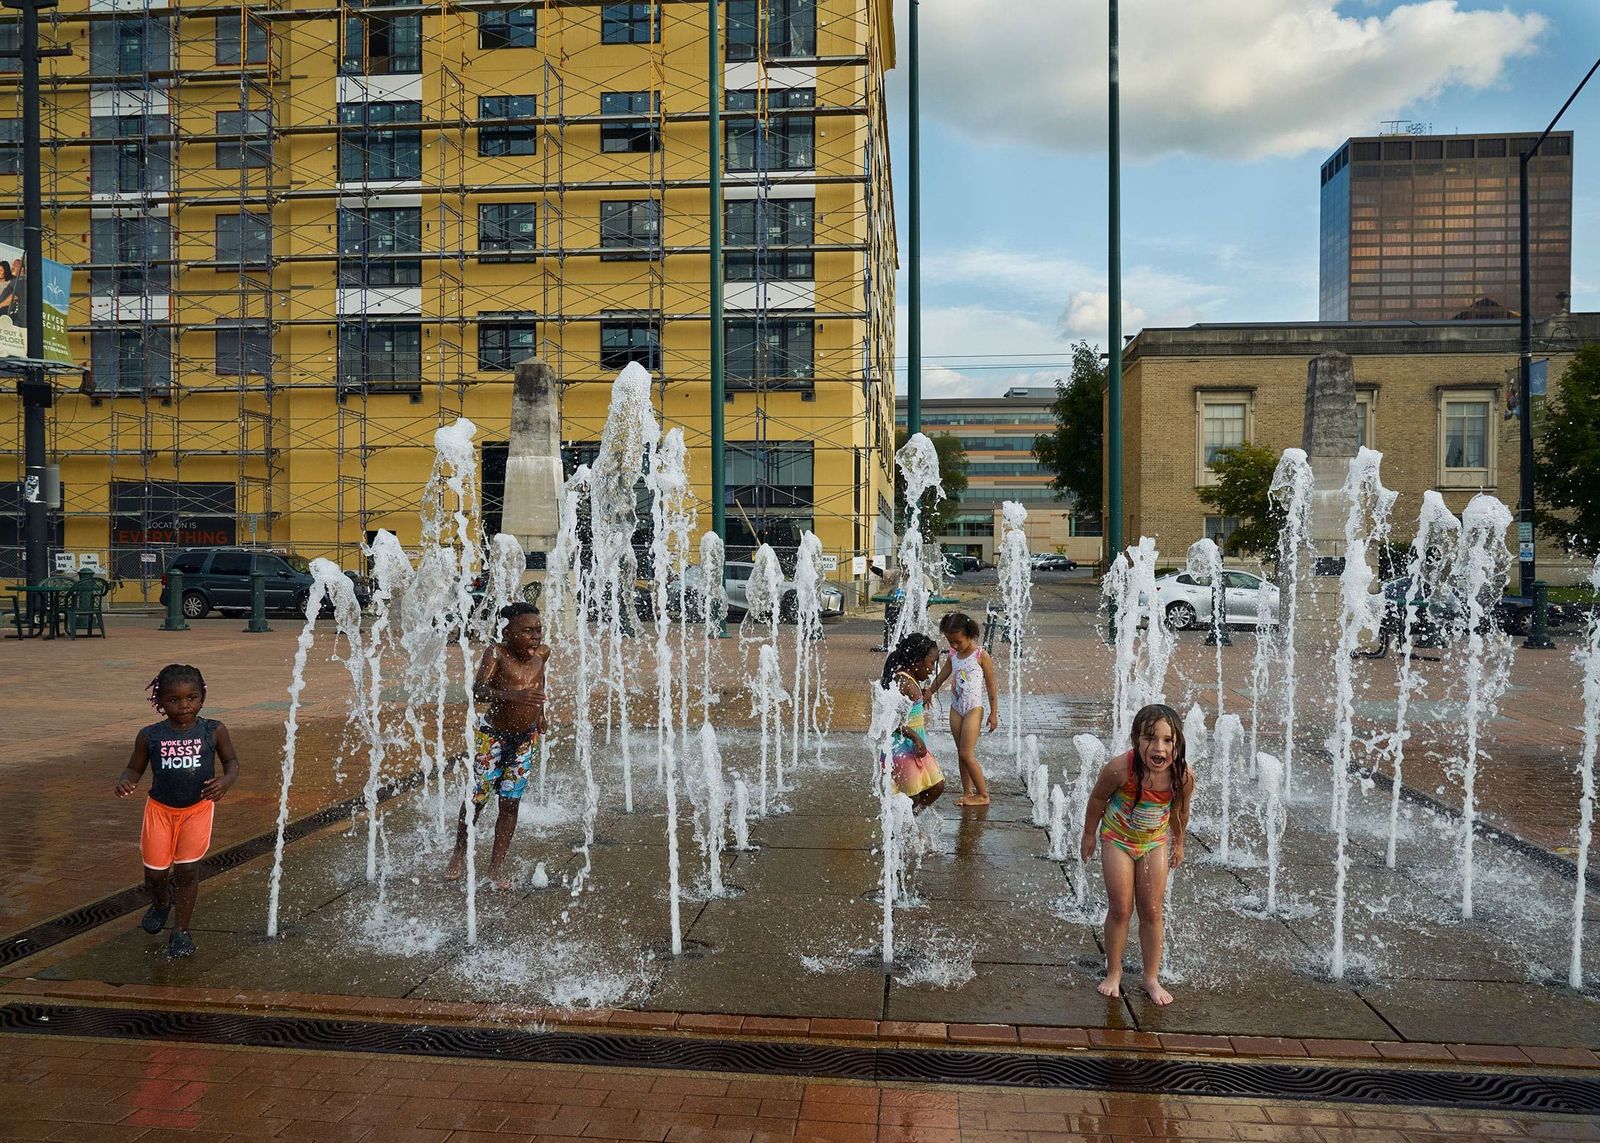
[880,633,946,812]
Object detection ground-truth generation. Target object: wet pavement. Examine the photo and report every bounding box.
[3,576,1598,1139]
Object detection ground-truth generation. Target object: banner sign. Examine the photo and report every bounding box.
[0,242,75,365]
[111,517,237,547]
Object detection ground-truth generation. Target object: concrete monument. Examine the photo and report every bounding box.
[500,358,564,575]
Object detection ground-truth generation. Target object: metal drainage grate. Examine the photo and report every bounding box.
[1,1003,1595,1116]
[0,771,424,969]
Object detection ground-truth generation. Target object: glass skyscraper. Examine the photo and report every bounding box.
[1319,132,1572,322]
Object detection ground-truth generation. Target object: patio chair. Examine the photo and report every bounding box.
[64,572,109,638]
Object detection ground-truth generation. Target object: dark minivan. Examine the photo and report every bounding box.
[159,548,365,619]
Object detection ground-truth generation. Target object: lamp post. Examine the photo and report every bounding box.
[1105,0,1123,562]
[708,0,726,540]
[1,0,67,588]
[1516,55,1598,650]
[906,0,920,436]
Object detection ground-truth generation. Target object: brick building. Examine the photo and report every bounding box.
[1117,312,1598,578]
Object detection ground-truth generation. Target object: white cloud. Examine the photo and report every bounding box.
[901,0,1546,159]
[1059,291,1148,341]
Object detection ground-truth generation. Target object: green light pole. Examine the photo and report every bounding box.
[708,0,726,539]
[1105,0,1123,561]
[906,0,921,436]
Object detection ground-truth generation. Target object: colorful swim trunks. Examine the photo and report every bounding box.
[472,719,538,805]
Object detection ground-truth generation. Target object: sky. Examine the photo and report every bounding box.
[886,0,1600,398]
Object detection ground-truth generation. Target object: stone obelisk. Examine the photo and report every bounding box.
[500,358,564,592]
[1301,350,1361,624]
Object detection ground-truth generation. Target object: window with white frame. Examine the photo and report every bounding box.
[1355,391,1376,449]
[1439,391,1495,487]
[1194,391,1252,485]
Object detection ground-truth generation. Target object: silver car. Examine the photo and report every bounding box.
[686,561,845,623]
[1149,570,1280,630]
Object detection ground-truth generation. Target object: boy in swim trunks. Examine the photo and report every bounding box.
[445,602,549,889]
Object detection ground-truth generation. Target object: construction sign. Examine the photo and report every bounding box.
[0,242,75,366]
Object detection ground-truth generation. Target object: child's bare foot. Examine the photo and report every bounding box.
[954,795,989,806]
[1142,976,1173,1005]
[443,852,466,881]
[487,867,513,891]
[1097,973,1122,998]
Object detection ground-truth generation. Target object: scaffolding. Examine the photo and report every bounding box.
[0,0,897,579]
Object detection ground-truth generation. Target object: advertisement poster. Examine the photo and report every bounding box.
[0,241,75,365]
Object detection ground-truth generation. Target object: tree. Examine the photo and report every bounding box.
[1033,341,1105,520]
[1534,343,1600,555]
[895,428,968,537]
[1196,443,1285,561]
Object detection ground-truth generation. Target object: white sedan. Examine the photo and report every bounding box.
[1146,570,1280,630]
[683,561,845,622]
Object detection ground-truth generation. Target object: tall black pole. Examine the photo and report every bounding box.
[1517,54,1597,648]
[708,0,725,540]
[1106,0,1123,560]
[905,0,920,436]
[6,0,54,586]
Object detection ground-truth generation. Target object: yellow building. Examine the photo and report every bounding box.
[0,0,898,597]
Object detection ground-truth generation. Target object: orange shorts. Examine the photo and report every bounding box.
[140,798,215,869]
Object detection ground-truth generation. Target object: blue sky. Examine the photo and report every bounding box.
[888,0,1600,396]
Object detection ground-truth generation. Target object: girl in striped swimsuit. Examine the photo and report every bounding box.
[1079,703,1194,1006]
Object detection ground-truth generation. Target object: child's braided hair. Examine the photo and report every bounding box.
[148,664,206,711]
[881,633,937,687]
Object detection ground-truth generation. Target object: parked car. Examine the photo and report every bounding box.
[1034,553,1078,571]
[710,561,846,623]
[1376,576,1584,647]
[948,553,980,574]
[1144,569,1279,630]
[159,548,370,619]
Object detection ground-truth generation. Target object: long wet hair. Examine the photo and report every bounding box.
[148,663,206,712]
[1128,703,1190,820]
[881,632,938,687]
[939,611,980,640]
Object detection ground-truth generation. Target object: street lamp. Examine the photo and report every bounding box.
[1517,54,1599,650]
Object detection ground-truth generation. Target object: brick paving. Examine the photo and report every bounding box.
[1,1032,1597,1143]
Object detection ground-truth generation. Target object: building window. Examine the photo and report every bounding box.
[216,323,272,376]
[91,327,171,392]
[338,207,422,287]
[600,91,659,154]
[0,21,17,72]
[726,198,814,280]
[1204,516,1240,549]
[479,96,537,157]
[1194,391,1252,486]
[727,0,816,60]
[725,441,814,550]
[478,313,539,371]
[89,15,170,76]
[479,6,536,48]
[726,318,813,384]
[601,3,658,44]
[338,101,422,182]
[600,321,660,372]
[479,202,537,256]
[1355,392,1375,449]
[726,88,814,172]
[216,109,272,169]
[338,322,421,390]
[216,211,272,266]
[216,12,269,65]
[599,199,661,259]
[1439,392,1494,487]
[90,215,171,293]
[0,119,19,175]
[342,0,421,74]
[90,115,172,194]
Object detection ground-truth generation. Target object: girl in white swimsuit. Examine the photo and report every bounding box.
[927,612,999,806]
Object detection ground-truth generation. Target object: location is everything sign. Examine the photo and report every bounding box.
[0,242,75,366]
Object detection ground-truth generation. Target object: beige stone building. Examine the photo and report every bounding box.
[1118,313,1599,579]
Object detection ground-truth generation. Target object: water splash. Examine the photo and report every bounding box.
[1213,713,1243,863]
[1020,732,1040,788]
[266,561,353,938]
[1071,734,1108,909]
[789,531,827,781]
[731,775,753,851]
[551,465,599,894]
[697,721,729,896]
[1268,448,1314,799]
[1186,538,1227,713]
[996,501,1034,761]
[745,544,786,809]
[870,681,912,963]
[698,532,727,722]
[1385,492,1460,868]
[1330,448,1396,981]
[1184,703,1208,823]
[1047,785,1070,860]
[646,427,688,953]
[1029,762,1050,827]
[1106,539,1173,746]
[1256,752,1286,915]
[890,433,944,648]
[1450,493,1515,922]
[1571,556,1600,990]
